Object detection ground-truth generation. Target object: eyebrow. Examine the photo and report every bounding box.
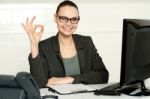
[57,15,79,18]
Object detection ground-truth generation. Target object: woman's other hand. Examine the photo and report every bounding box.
[46,77,74,86]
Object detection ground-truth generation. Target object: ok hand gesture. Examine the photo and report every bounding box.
[21,16,44,46]
[21,16,44,58]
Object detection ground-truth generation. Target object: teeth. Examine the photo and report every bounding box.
[64,27,72,31]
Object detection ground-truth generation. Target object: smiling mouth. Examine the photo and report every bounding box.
[63,27,73,31]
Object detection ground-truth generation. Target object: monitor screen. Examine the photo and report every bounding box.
[120,19,150,86]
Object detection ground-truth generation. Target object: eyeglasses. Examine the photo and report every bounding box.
[57,15,80,24]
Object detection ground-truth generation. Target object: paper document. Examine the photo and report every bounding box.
[48,84,96,95]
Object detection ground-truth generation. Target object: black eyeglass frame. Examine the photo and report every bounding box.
[57,15,80,24]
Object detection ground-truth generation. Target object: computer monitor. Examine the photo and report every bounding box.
[120,19,150,95]
[95,19,150,96]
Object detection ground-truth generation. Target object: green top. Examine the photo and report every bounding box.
[63,54,80,76]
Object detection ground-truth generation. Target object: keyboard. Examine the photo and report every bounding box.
[94,83,121,95]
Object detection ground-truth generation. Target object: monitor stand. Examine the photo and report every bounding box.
[122,81,150,96]
[133,81,150,96]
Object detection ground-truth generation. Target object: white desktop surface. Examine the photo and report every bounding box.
[40,84,150,99]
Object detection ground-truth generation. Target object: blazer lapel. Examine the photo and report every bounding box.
[73,35,85,73]
[51,34,65,72]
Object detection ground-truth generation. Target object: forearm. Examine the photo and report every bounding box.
[73,70,109,84]
[29,54,48,88]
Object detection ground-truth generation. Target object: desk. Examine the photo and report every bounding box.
[40,84,150,99]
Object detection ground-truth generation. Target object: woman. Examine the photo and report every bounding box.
[22,0,109,88]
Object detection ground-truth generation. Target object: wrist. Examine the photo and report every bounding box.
[66,77,74,83]
[30,45,39,58]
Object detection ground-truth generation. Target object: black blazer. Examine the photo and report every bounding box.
[29,34,109,88]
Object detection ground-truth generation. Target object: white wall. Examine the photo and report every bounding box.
[0,1,150,83]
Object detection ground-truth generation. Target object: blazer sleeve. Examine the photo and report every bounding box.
[73,37,109,84]
[28,43,49,88]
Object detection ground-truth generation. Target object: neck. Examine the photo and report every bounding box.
[58,33,73,46]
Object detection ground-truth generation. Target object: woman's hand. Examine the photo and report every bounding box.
[21,16,44,58]
[46,77,74,86]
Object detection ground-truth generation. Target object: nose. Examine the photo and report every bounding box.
[66,19,72,25]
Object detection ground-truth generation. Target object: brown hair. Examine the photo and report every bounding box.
[56,0,79,14]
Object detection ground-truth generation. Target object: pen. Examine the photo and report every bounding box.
[48,87,56,93]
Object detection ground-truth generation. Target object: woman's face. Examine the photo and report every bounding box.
[55,5,79,37]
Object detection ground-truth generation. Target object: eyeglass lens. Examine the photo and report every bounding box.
[58,16,80,24]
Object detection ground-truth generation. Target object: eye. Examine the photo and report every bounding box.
[59,16,68,21]
[71,17,79,22]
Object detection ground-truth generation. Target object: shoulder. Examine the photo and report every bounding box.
[73,34,93,42]
[73,34,95,49]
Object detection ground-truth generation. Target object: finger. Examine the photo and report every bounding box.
[21,23,33,38]
[34,24,44,33]
[21,23,28,33]
[40,25,44,33]
[30,16,36,24]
